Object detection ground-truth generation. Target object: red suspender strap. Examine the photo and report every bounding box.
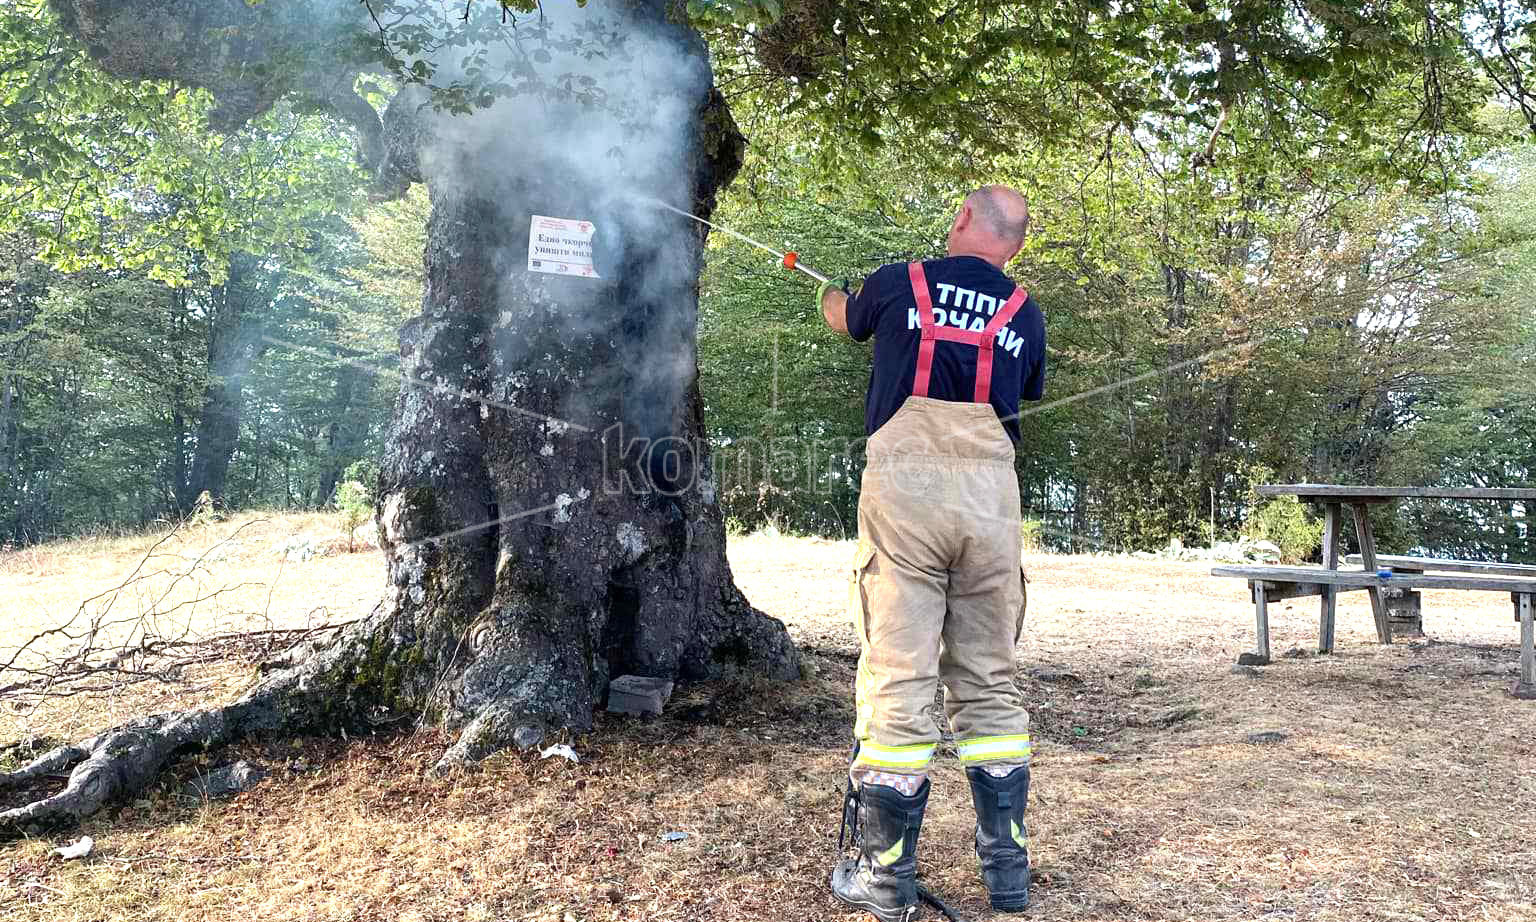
[907,262,937,398]
[907,260,1029,404]
[973,286,1029,403]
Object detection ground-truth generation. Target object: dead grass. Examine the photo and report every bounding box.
[4,519,1535,921]
[0,510,384,748]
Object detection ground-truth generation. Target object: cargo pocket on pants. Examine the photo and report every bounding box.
[850,541,879,740]
[850,542,877,646]
[1014,567,1029,645]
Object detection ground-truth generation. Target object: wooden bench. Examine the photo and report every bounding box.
[1340,556,1536,636]
[1215,484,1536,699]
[1256,484,1536,646]
[1210,564,1536,700]
[1341,554,1536,576]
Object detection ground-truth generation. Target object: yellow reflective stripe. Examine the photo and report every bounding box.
[958,734,1033,747]
[956,735,1032,763]
[876,839,905,866]
[854,742,936,768]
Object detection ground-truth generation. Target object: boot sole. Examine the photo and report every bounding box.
[830,891,919,922]
[988,891,1030,912]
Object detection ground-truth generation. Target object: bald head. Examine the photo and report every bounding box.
[946,185,1030,268]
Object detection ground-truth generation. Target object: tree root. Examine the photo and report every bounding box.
[0,607,559,837]
[1,707,249,839]
[0,613,374,842]
[1,597,799,839]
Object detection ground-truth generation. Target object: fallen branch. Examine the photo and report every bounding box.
[0,609,388,840]
[105,852,264,866]
[0,518,358,704]
[0,620,357,699]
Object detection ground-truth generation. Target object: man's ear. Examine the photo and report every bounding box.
[952,202,972,233]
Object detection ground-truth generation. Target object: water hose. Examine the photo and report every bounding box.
[917,883,967,922]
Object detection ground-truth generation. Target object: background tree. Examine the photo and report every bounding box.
[701,0,1536,555]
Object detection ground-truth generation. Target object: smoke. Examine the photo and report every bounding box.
[51,0,718,453]
[403,0,712,443]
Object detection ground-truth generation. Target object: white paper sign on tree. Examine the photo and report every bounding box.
[526,215,599,278]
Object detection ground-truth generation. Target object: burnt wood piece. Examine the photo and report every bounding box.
[605,675,674,717]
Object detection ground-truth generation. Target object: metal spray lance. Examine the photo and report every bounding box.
[644,198,830,283]
[779,250,829,284]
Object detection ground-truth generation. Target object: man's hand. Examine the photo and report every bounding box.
[819,278,851,335]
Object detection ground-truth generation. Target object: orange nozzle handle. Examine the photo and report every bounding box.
[782,251,798,270]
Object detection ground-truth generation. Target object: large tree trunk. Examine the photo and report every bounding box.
[5,0,799,839]
[365,5,797,760]
[370,200,800,758]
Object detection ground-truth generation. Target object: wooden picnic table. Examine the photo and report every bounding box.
[1217,484,1536,699]
[1258,484,1536,647]
[1259,485,1536,503]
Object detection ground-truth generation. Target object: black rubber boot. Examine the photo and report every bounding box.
[830,779,930,922]
[966,764,1031,911]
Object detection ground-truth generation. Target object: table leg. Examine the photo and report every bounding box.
[1254,582,1271,663]
[1319,503,1340,654]
[1351,503,1392,644]
[1514,593,1536,700]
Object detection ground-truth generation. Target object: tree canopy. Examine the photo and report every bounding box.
[1,0,1533,555]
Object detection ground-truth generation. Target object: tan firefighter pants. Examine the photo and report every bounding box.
[850,397,1031,775]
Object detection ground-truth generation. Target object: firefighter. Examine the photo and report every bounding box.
[819,186,1045,920]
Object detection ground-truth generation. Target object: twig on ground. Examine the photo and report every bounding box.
[0,517,354,705]
[105,853,264,866]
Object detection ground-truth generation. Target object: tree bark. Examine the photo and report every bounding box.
[183,370,244,507]
[8,0,800,838]
[366,11,796,761]
[0,237,43,534]
[0,373,14,482]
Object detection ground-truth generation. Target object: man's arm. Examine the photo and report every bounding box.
[820,266,885,341]
[820,281,850,335]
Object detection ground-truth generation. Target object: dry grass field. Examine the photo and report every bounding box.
[2,514,1534,921]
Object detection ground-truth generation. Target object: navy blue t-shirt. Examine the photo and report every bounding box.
[846,256,1046,442]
